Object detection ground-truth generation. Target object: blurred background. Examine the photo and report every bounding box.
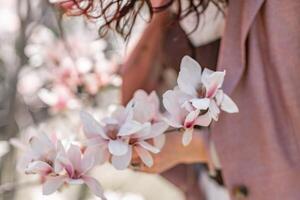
[0,0,185,199]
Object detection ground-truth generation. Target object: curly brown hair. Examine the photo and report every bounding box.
[60,0,227,39]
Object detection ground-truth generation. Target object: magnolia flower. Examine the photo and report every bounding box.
[80,108,146,170]
[12,132,60,176]
[163,89,206,146]
[178,56,238,122]
[80,91,168,170]
[163,56,238,146]
[43,144,106,199]
[130,90,168,149]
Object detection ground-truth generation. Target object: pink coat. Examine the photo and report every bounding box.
[212,0,300,199]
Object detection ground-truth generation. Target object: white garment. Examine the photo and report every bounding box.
[175,2,226,47]
[199,172,231,200]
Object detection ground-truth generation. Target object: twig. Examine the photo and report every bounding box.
[164,128,182,134]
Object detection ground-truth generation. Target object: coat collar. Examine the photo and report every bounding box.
[218,0,265,94]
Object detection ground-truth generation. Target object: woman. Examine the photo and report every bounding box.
[63,0,300,199]
[119,1,300,199]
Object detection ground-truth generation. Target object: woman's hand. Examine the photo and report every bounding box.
[131,130,209,174]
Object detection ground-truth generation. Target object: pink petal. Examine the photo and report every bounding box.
[80,111,108,139]
[135,146,154,168]
[81,146,102,174]
[153,134,166,149]
[132,101,151,123]
[67,144,82,172]
[29,135,52,157]
[184,110,200,128]
[82,176,106,199]
[42,176,65,195]
[137,141,160,154]
[162,90,182,118]
[182,128,194,146]
[57,149,74,178]
[67,178,84,185]
[118,121,145,136]
[201,68,214,78]
[215,90,224,105]
[190,98,210,110]
[204,71,225,98]
[209,100,220,121]
[149,91,160,111]
[25,161,52,175]
[142,122,168,139]
[195,112,212,127]
[111,146,132,170]
[108,139,129,156]
[177,56,202,96]
[221,94,239,113]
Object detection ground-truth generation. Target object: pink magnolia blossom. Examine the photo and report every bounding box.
[163,56,238,146]
[178,56,238,121]
[11,132,60,177]
[43,144,106,199]
[80,90,168,170]
[130,90,168,150]
[163,89,204,146]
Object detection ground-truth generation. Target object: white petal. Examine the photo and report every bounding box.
[215,90,224,105]
[149,91,160,111]
[25,161,52,175]
[112,106,132,124]
[177,56,202,96]
[80,111,108,139]
[137,141,160,154]
[182,129,194,146]
[82,176,107,199]
[67,144,82,171]
[56,151,74,178]
[111,146,132,170]
[184,110,200,128]
[132,100,152,123]
[201,68,215,79]
[162,90,182,117]
[221,94,239,113]
[190,98,210,110]
[209,100,220,121]
[43,176,65,195]
[67,178,84,185]
[153,134,166,149]
[29,136,44,157]
[118,121,145,136]
[133,89,148,99]
[108,139,129,156]
[195,112,212,127]
[135,147,154,168]
[142,122,168,139]
[203,71,225,98]
[81,146,101,173]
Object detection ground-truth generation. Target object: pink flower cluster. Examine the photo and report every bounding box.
[17,56,238,198]
[24,27,119,113]
[15,132,106,199]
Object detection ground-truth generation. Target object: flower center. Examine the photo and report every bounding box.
[197,84,206,98]
[129,138,138,145]
[105,124,119,140]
